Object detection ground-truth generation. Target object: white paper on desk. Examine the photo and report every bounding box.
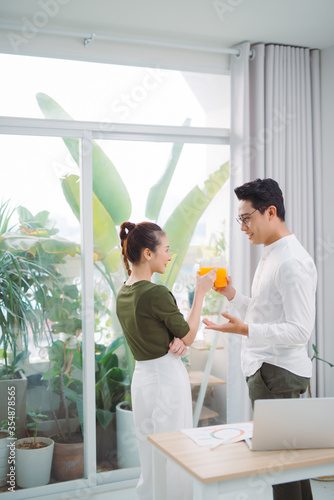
[182,422,253,447]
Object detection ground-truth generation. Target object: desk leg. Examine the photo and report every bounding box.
[193,481,219,500]
[151,446,167,500]
[248,483,272,500]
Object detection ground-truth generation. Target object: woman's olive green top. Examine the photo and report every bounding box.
[116,280,189,361]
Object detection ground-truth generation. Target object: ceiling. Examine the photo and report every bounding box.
[1,0,334,51]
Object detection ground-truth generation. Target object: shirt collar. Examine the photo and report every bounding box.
[262,234,295,258]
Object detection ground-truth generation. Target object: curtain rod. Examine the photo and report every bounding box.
[0,22,249,56]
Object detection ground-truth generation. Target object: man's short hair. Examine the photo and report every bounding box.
[234,178,285,221]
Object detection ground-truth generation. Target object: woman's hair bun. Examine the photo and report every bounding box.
[119,221,136,242]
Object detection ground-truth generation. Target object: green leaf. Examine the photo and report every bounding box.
[64,386,80,403]
[100,352,118,371]
[51,317,82,335]
[145,118,191,221]
[160,161,229,288]
[0,233,38,255]
[61,175,80,220]
[92,190,119,253]
[0,200,17,235]
[0,232,77,257]
[102,249,122,273]
[43,365,62,379]
[61,174,119,257]
[95,336,124,364]
[36,92,132,224]
[108,336,125,353]
[71,350,83,370]
[106,367,126,383]
[96,409,114,430]
[63,285,79,300]
[17,207,50,230]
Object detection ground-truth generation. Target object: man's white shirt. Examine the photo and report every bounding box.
[230,234,317,378]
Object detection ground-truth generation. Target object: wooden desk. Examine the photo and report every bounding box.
[148,429,334,500]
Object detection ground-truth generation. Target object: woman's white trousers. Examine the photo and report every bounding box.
[131,352,193,500]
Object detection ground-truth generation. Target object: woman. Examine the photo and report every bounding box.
[116,221,216,500]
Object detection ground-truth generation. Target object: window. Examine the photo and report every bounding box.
[1,53,230,128]
[0,53,230,496]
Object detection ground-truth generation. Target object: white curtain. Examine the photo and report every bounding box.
[227,42,323,423]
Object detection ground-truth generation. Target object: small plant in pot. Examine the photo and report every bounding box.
[44,335,84,482]
[15,409,54,489]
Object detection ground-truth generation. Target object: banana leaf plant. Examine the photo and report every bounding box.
[36,93,230,387]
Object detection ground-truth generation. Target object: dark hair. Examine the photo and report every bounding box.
[234,178,285,221]
[119,221,165,276]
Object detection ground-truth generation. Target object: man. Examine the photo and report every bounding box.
[203,178,317,500]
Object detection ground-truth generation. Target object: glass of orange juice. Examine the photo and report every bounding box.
[199,258,227,288]
[213,257,227,287]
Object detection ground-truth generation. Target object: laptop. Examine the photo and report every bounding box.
[245,397,334,451]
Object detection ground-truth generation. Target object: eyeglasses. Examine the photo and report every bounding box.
[236,208,258,226]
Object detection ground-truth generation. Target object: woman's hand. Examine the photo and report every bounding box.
[168,337,187,356]
[182,269,217,347]
[195,268,217,294]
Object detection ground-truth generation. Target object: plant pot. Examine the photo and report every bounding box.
[0,431,10,487]
[27,411,80,438]
[0,371,27,438]
[116,402,140,468]
[15,437,54,488]
[50,432,84,481]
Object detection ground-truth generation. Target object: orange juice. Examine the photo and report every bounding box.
[199,266,215,276]
[215,267,227,287]
[199,265,227,287]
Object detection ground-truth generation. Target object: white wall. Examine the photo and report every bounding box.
[320,45,334,396]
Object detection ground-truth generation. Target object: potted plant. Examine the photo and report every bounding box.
[44,335,84,482]
[95,337,129,466]
[15,409,54,488]
[0,202,38,437]
[0,244,44,438]
[45,334,131,477]
[0,201,80,439]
